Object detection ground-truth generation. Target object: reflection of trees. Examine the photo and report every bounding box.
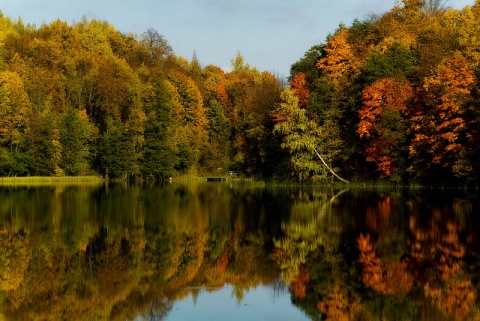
[273,213,322,284]
[317,285,368,321]
[273,190,340,283]
[0,223,279,320]
[275,189,480,321]
[408,200,476,319]
[273,189,355,321]
[357,233,414,295]
[0,231,31,310]
[0,182,285,320]
[2,184,479,320]
[355,192,479,320]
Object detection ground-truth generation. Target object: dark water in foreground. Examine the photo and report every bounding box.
[0,182,479,320]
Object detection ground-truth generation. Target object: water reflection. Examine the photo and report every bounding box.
[164,284,308,321]
[0,184,479,320]
[287,189,480,321]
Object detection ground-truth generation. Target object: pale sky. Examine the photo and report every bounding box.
[0,0,476,76]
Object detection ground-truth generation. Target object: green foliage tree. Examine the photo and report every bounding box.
[97,118,134,179]
[200,98,232,174]
[23,111,60,176]
[141,77,176,179]
[0,147,12,176]
[359,42,419,85]
[273,88,343,182]
[289,45,322,87]
[60,108,97,175]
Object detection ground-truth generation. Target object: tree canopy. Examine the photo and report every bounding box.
[1,1,480,184]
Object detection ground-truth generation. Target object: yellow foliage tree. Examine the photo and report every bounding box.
[316,29,359,86]
[0,70,31,149]
[166,70,208,173]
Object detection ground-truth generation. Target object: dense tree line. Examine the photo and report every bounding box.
[0,14,283,180]
[2,0,480,184]
[281,0,480,184]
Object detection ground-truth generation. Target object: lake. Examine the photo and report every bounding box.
[0,182,479,320]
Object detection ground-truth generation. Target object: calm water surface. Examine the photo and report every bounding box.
[0,182,479,320]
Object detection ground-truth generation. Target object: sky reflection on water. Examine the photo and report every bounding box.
[163,285,310,321]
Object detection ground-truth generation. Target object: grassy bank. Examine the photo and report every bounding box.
[0,176,104,186]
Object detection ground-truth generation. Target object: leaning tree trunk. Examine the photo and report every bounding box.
[312,146,349,183]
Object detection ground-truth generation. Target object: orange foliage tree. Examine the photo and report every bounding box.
[409,53,474,173]
[357,77,414,177]
[290,72,310,108]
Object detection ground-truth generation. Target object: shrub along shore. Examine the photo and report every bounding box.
[0,176,104,186]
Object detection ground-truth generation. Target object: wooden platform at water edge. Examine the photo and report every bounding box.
[206,177,228,182]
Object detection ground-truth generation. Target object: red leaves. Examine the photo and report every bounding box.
[357,78,413,139]
[357,78,414,176]
[215,83,230,107]
[409,53,474,168]
[290,72,310,108]
[356,53,474,177]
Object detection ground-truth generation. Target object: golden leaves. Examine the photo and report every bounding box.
[317,29,359,86]
[0,70,31,147]
[317,286,350,321]
[0,233,31,293]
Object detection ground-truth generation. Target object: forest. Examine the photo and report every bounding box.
[1,0,480,184]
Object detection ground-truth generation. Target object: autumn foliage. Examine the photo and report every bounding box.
[289,72,310,108]
[351,194,478,319]
[408,205,476,319]
[317,28,359,86]
[357,233,414,295]
[317,286,350,321]
[2,0,480,183]
[409,53,475,169]
[357,78,414,176]
[289,265,311,299]
[0,14,283,179]
[287,1,480,183]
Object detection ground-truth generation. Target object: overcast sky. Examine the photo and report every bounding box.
[0,0,475,76]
